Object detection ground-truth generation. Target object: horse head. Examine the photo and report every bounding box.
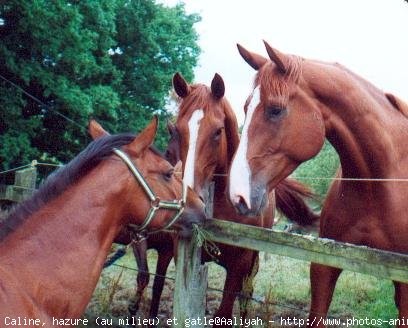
[88,118,205,235]
[168,72,239,205]
[229,41,325,216]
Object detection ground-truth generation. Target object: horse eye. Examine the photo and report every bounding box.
[163,169,174,181]
[265,105,286,120]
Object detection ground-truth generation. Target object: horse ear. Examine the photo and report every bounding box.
[129,116,158,156]
[88,119,109,140]
[237,43,268,71]
[386,93,408,118]
[211,73,225,99]
[167,121,177,137]
[263,40,287,74]
[174,160,182,174]
[173,72,190,98]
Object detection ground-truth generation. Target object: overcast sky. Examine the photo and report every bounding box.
[162,0,408,125]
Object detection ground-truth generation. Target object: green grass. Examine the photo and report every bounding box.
[84,243,398,328]
[252,254,397,325]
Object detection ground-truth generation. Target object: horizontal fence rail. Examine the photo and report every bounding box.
[203,219,408,284]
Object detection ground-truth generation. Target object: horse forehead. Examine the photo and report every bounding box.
[178,107,216,132]
[247,85,261,109]
[143,150,170,171]
[176,106,202,128]
[257,63,298,101]
[176,109,203,141]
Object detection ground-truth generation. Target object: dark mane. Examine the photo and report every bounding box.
[0,133,164,241]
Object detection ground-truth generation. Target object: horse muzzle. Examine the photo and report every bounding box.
[231,183,268,218]
[176,200,206,237]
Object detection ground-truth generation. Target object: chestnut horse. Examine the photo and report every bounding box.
[127,74,317,325]
[0,118,204,325]
[229,41,408,326]
[163,72,316,325]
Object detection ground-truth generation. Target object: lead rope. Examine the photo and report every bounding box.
[103,232,148,268]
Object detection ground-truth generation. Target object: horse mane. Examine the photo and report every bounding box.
[0,133,163,241]
[306,60,408,120]
[255,55,302,106]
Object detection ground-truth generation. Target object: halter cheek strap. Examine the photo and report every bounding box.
[113,148,186,232]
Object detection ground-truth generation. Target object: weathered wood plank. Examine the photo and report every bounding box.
[203,219,408,283]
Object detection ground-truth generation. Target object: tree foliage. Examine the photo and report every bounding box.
[0,0,200,174]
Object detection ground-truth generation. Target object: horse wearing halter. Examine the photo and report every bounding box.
[113,148,186,233]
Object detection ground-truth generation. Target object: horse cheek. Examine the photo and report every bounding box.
[287,110,324,162]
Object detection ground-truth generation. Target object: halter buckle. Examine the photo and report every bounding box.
[150,197,161,210]
[131,231,148,245]
[178,198,185,208]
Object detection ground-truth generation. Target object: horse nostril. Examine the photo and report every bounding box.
[199,195,205,203]
[236,196,250,215]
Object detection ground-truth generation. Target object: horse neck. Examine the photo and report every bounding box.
[0,165,127,317]
[306,61,408,179]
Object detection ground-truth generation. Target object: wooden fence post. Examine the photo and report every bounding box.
[15,165,37,196]
[172,184,213,327]
[0,165,37,203]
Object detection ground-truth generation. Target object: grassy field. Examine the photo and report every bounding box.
[84,240,398,328]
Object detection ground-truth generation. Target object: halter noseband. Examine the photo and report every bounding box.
[113,148,186,232]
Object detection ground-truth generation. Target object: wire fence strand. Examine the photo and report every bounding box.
[177,171,408,182]
[0,161,63,176]
[4,160,408,184]
[105,261,366,320]
[0,164,33,175]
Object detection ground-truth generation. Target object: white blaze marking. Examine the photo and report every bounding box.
[183,109,204,189]
[229,86,260,209]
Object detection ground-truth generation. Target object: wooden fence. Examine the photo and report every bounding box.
[174,190,408,327]
[0,166,37,204]
[172,220,408,326]
[2,167,408,327]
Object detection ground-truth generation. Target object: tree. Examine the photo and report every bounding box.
[0,0,200,175]
[111,0,200,148]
